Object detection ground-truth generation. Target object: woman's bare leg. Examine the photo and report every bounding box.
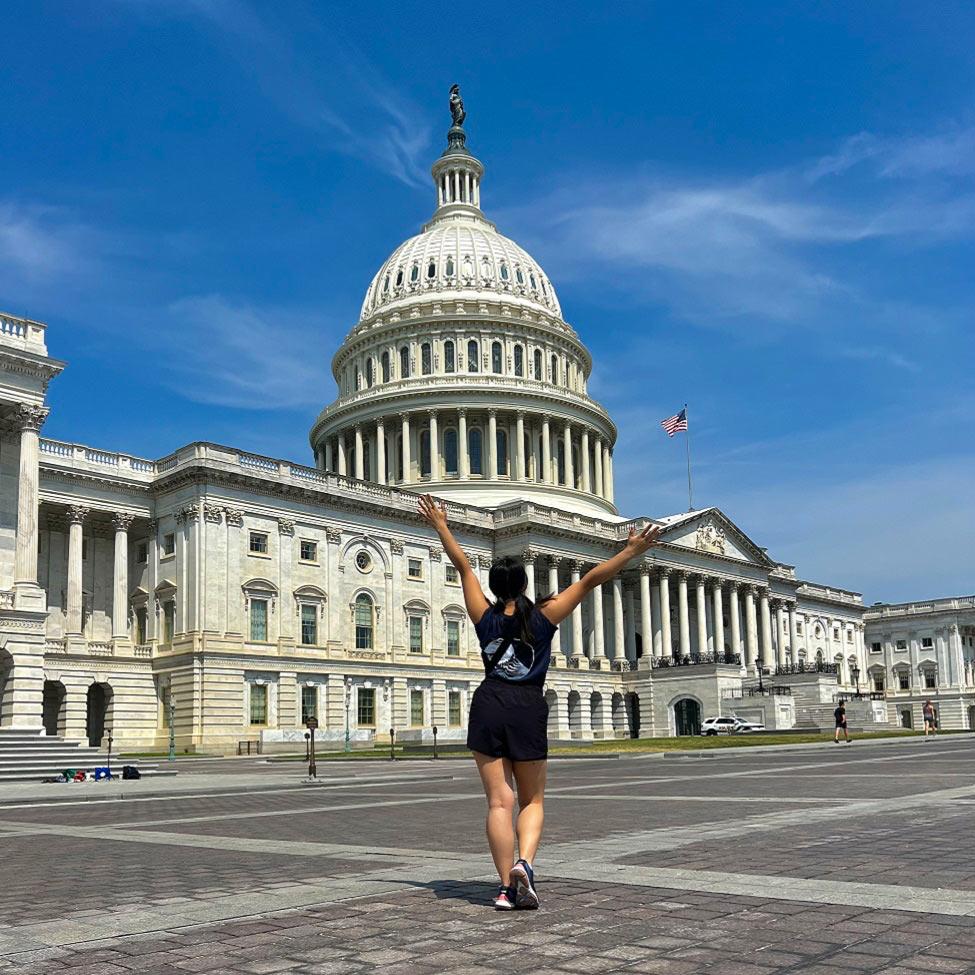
[473,752,516,883]
[512,759,547,866]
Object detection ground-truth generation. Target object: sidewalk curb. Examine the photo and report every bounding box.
[660,733,975,758]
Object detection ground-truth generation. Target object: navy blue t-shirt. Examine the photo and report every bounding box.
[474,605,557,687]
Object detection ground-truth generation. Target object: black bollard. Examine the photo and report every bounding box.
[389,727,395,761]
[432,724,439,760]
[308,726,317,779]
[106,730,113,780]
[304,731,310,761]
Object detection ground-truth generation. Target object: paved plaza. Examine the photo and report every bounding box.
[2,738,975,974]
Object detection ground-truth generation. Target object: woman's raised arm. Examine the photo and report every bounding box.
[539,524,663,627]
[419,494,491,624]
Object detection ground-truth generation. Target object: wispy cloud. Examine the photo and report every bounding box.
[160,295,338,410]
[129,0,433,186]
[0,202,99,284]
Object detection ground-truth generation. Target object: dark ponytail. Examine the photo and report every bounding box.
[488,556,553,646]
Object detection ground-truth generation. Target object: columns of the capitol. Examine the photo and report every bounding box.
[744,586,759,671]
[541,417,552,484]
[623,581,637,662]
[429,411,439,481]
[515,412,526,480]
[658,569,672,658]
[324,439,333,473]
[458,409,469,479]
[775,600,787,667]
[376,419,386,484]
[401,414,412,484]
[354,425,364,480]
[677,571,690,658]
[611,577,624,661]
[712,581,725,657]
[523,549,536,600]
[569,562,584,664]
[563,422,574,489]
[593,438,604,498]
[788,602,798,661]
[639,564,652,661]
[112,512,134,643]
[591,584,606,663]
[695,575,708,656]
[580,429,591,493]
[729,582,742,661]
[487,409,497,480]
[337,436,347,476]
[760,589,773,671]
[13,405,47,599]
[546,557,561,658]
[603,448,613,504]
[66,505,88,639]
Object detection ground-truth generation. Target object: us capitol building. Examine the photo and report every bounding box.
[1,93,973,751]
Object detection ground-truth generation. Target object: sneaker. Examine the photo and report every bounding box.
[493,885,516,911]
[510,858,539,910]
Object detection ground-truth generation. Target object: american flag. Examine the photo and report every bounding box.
[660,408,688,437]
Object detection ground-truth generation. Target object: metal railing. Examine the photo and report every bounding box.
[653,652,742,669]
[774,662,839,676]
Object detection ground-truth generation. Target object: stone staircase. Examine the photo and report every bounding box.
[0,728,171,783]
[794,699,888,732]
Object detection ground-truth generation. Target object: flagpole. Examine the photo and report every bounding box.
[684,403,693,512]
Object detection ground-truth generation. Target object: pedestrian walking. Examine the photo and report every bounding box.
[922,699,938,737]
[419,494,661,910]
[834,699,851,743]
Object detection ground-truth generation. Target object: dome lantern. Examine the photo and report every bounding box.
[430,84,484,219]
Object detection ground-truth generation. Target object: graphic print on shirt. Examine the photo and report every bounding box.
[483,636,536,682]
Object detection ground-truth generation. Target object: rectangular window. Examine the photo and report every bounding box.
[871,642,882,653]
[899,672,910,690]
[136,541,148,564]
[846,631,853,642]
[300,604,317,646]
[249,684,268,725]
[135,607,147,645]
[921,637,933,649]
[163,601,175,643]
[249,532,269,555]
[448,690,462,727]
[300,540,318,562]
[445,564,459,585]
[408,558,423,579]
[895,639,907,651]
[161,685,170,728]
[796,622,803,634]
[82,538,89,561]
[833,628,840,640]
[301,685,317,724]
[873,675,884,692]
[250,599,268,642]
[447,619,461,656]
[357,687,375,727]
[163,533,175,556]
[925,673,936,689]
[410,689,424,726]
[409,616,423,653]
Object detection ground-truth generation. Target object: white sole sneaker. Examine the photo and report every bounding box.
[510,862,539,910]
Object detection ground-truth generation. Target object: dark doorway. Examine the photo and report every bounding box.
[86,683,111,747]
[626,692,641,738]
[674,698,701,736]
[43,681,66,737]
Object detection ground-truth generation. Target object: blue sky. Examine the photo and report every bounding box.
[2,2,973,603]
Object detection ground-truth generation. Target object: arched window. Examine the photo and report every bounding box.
[419,430,431,478]
[444,428,458,474]
[363,439,371,480]
[445,256,455,277]
[551,354,559,384]
[400,346,410,379]
[381,350,390,383]
[395,268,404,287]
[491,341,503,374]
[557,440,566,485]
[410,264,419,283]
[467,340,479,373]
[395,434,403,481]
[427,260,436,279]
[533,349,543,380]
[524,432,532,479]
[496,429,508,476]
[443,340,455,373]
[515,267,525,285]
[529,272,537,290]
[500,262,509,282]
[365,358,374,388]
[354,594,374,649]
[537,436,544,480]
[540,277,547,295]
[354,366,361,390]
[421,342,432,375]
[382,274,390,293]
[571,446,580,488]
[481,258,493,279]
[513,345,524,376]
[469,428,483,475]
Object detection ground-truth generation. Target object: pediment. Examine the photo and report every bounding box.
[657,508,772,566]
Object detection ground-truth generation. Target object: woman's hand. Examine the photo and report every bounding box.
[624,523,663,558]
[419,494,448,533]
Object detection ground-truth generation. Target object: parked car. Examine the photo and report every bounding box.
[735,719,766,733]
[701,716,748,736]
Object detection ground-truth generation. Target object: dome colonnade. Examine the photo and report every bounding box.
[309,102,617,517]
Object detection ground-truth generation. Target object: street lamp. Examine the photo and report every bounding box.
[851,664,861,699]
[757,661,765,693]
[106,729,113,780]
[167,694,176,762]
[344,677,352,753]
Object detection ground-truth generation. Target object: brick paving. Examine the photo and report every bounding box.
[2,739,975,973]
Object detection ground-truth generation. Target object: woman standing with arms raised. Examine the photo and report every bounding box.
[419,494,661,910]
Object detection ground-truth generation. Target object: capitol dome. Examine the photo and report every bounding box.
[309,90,619,517]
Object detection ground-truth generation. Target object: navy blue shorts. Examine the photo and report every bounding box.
[467,680,548,762]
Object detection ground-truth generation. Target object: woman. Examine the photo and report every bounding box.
[419,494,661,910]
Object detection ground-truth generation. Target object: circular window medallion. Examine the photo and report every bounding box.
[355,550,372,573]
